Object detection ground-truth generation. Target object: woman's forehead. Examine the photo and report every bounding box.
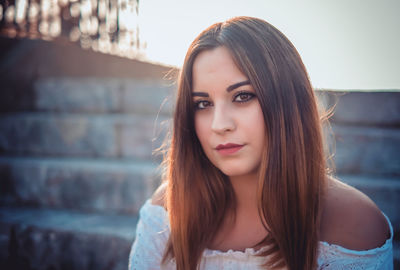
[192,47,248,91]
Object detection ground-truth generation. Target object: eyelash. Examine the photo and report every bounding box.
[233,91,256,103]
[194,91,256,110]
[194,100,211,110]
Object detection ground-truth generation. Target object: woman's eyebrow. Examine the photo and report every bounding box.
[226,80,250,92]
[192,92,208,97]
[192,80,250,97]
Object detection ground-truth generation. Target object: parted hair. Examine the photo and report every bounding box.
[161,16,327,270]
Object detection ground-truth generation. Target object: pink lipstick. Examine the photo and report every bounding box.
[215,143,244,155]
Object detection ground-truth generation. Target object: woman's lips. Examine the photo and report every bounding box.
[215,143,244,155]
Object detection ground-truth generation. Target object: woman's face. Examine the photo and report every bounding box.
[192,46,266,179]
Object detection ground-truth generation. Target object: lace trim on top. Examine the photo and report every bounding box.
[203,245,270,260]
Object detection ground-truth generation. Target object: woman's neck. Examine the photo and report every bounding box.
[208,173,267,252]
[229,173,259,211]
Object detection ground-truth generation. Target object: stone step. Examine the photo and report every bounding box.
[0,77,175,115]
[0,157,160,215]
[338,174,400,231]
[0,112,170,160]
[394,241,400,269]
[33,77,175,115]
[0,36,174,80]
[0,206,137,270]
[328,124,400,176]
[316,90,400,126]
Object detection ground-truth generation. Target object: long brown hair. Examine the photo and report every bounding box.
[161,16,326,270]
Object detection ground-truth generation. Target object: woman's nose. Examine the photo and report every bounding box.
[211,104,236,134]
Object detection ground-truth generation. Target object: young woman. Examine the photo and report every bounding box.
[129,16,393,270]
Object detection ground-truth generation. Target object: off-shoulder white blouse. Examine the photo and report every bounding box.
[129,200,394,270]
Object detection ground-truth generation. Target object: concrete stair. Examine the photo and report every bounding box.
[0,36,175,269]
[30,77,174,115]
[0,112,169,160]
[0,80,167,269]
[331,124,400,176]
[316,90,400,126]
[0,157,160,215]
[0,206,136,270]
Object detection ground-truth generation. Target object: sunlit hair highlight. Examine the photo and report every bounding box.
[161,16,327,270]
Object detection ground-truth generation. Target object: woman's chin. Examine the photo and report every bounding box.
[218,167,258,179]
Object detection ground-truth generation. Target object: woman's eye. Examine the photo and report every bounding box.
[233,92,255,103]
[194,100,211,110]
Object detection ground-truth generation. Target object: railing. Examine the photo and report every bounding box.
[0,0,144,59]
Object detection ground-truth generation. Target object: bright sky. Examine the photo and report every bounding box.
[139,0,400,90]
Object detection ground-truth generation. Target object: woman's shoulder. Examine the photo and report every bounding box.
[134,183,168,229]
[129,185,170,270]
[320,176,391,251]
[151,182,167,209]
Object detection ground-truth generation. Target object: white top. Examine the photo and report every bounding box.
[129,199,394,270]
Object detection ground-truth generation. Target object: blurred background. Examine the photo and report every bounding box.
[0,0,399,269]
